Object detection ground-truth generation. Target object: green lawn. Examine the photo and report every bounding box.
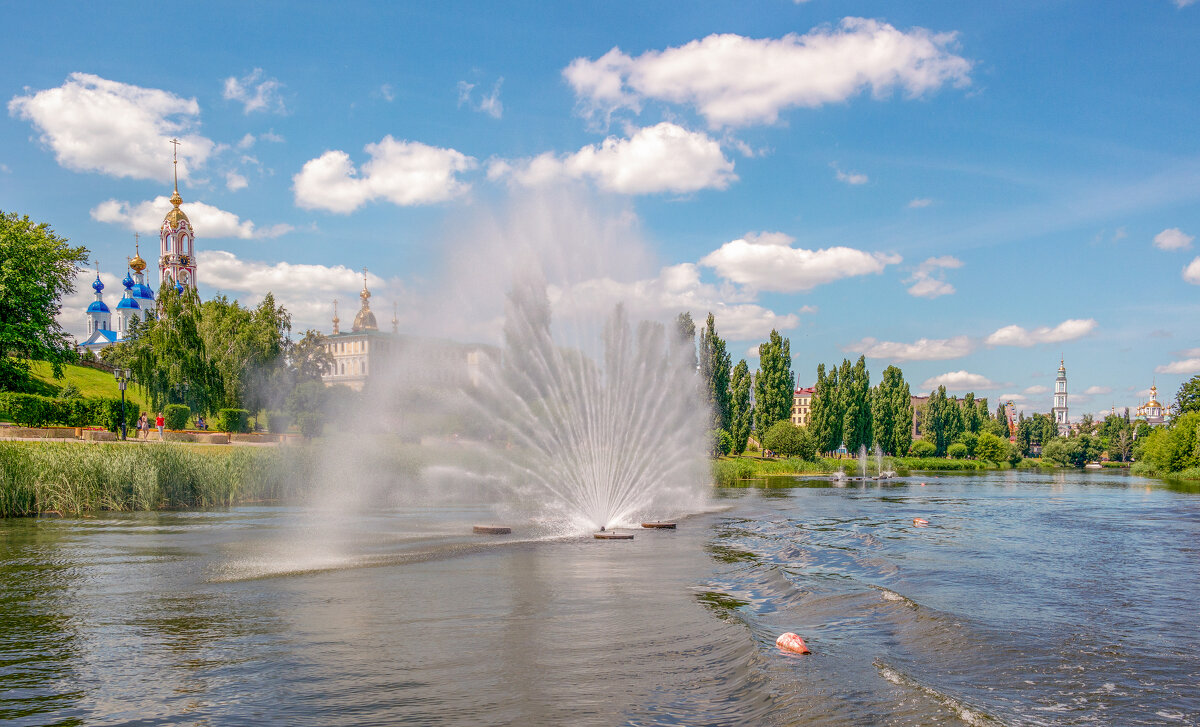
[25,360,150,412]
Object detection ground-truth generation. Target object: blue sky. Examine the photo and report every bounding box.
[3,1,1198,419]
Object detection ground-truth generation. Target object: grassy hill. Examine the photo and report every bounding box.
[24,360,151,412]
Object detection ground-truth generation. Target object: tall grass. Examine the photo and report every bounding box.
[0,442,314,517]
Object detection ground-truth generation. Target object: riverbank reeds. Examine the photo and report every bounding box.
[0,442,314,517]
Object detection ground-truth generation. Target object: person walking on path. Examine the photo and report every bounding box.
[137,413,149,441]
[155,412,165,441]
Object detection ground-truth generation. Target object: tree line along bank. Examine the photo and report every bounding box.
[684,312,1200,474]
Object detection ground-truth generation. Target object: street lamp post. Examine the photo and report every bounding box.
[113,367,131,441]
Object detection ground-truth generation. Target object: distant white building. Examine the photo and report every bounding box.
[1053,358,1069,436]
[320,271,493,392]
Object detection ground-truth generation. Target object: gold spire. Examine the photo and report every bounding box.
[129,233,147,273]
[165,138,188,227]
[352,268,377,332]
[332,299,340,335]
[391,302,398,334]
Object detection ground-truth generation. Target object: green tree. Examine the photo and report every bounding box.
[113,284,221,414]
[809,363,838,454]
[729,359,753,455]
[1175,374,1200,418]
[698,312,732,431]
[974,431,1007,462]
[290,330,335,383]
[754,329,794,436]
[922,386,963,456]
[842,356,872,452]
[0,212,90,390]
[673,312,697,372]
[764,419,807,458]
[872,365,912,456]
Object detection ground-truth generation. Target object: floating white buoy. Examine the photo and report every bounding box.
[776,632,811,654]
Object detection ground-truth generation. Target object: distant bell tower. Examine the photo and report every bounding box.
[160,138,197,292]
[1053,357,1069,436]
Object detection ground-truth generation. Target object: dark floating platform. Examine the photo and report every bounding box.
[594,531,634,540]
[641,521,677,529]
[472,525,511,535]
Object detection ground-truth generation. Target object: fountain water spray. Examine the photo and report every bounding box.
[471,274,709,531]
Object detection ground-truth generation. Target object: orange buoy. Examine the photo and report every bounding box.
[912,517,929,527]
[776,632,811,655]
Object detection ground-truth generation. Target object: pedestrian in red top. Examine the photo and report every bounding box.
[155,412,164,441]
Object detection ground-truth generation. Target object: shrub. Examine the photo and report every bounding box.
[94,397,129,433]
[2,393,51,427]
[974,432,1008,462]
[64,398,95,427]
[955,431,979,458]
[295,412,324,438]
[764,420,805,458]
[947,442,969,459]
[267,410,291,434]
[164,404,191,431]
[909,439,936,458]
[216,408,251,433]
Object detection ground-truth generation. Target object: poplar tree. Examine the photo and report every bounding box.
[842,355,872,452]
[754,329,794,436]
[729,359,753,455]
[872,365,913,455]
[673,312,697,372]
[698,312,732,431]
[810,363,832,454]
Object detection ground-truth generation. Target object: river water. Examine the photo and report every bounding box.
[1,469,1197,725]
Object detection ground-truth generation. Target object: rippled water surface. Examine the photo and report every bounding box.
[2,469,1198,725]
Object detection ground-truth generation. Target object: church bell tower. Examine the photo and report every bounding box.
[159,138,197,292]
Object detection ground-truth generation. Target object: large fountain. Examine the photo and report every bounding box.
[302,192,712,535]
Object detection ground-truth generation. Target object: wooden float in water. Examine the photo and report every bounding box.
[472,525,512,535]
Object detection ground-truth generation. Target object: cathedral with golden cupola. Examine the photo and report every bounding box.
[1135,384,1171,427]
[319,269,495,393]
[77,142,198,354]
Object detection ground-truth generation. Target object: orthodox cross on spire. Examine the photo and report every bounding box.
[134,232,139,253]
[170,138,181,194]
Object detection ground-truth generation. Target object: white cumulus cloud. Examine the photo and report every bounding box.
[563,18,971,128]
[1084,385,1113,395]
[8,72,214,182]
[1154,227,1194,250]
[91,196,292,240]
[489,122,735,195]
[920,370,1000,392]
[549,262,800,342]
[223,68,286,114]
[700,231,900,292]
[907,197,933,208]
[1024,385,1049,395]
[985,318,1097,347]
[197,250,399,331]
[225,172,248,191]
[1156,352,1200,374]
[905,255,962,298]
[1184,256,1200,284]
[293,136,476,213]
[845,335,972,361]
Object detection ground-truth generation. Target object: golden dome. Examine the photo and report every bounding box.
[164,190,189,228]
[351,268,377,332]
[129,239,146,272]
[1147,385,1162,409]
